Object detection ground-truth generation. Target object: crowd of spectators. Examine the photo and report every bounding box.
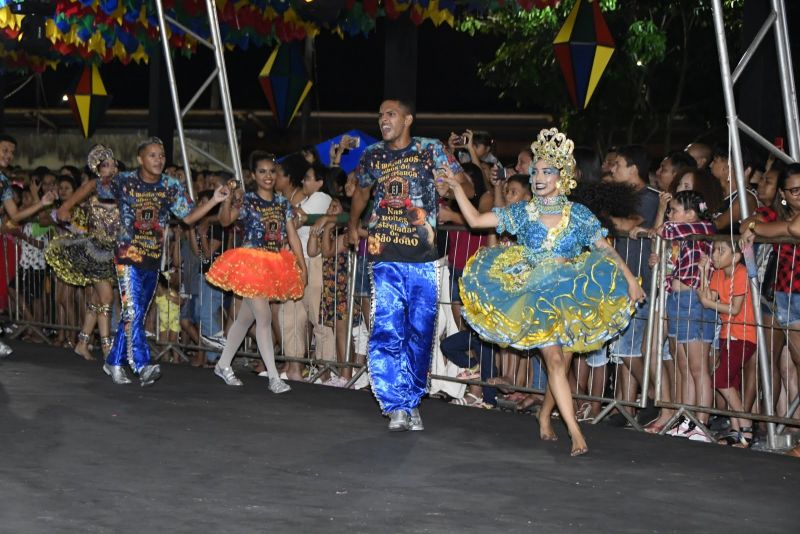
[1,129,799,453]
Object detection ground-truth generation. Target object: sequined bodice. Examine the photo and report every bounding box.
[493,200,607,264]
[88,197,120,243]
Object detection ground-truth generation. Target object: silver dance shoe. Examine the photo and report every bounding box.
[214,365,243,386]
[388,410,410,432]
[139,364,161,387]
[103,364,132,385]
[268,377,291,394]
[0,340,12,358]
[409,408,424,431]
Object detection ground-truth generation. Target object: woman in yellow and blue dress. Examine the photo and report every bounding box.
[442,128,645,456]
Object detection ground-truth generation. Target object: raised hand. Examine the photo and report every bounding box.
[213,185,230,204]
[40,191,56,207]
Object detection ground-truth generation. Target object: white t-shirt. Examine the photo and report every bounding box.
[20,223,47,270]
[297,191,332,256]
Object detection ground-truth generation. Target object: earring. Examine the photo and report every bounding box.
[782,198,788,206]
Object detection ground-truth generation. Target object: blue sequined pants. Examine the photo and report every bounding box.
[106,264,158,373]
[369,261,439,414]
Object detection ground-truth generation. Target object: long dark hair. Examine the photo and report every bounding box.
[672,190,712,220]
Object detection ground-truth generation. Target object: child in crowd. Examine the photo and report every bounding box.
[155,269,182,363]
[307,196,358,386]
[698,240,756,447]
[650,190,716,441]
[188,190,226,364]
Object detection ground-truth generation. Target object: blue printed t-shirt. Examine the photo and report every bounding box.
[0,171,13,203]
[238,191,293,252]
[111,171,193,270]
[355,137,461,263]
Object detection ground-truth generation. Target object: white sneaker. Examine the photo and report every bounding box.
[268,377,291,394]
[214,365,243,386]
[686,427,713,442]
[666,418,691,437]
[202,335,225,351]
[323,376,348,388]
[0,340,12,358]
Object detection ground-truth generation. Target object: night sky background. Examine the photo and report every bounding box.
[5,20,513,114]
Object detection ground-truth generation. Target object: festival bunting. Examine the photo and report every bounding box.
[0,0,563,72]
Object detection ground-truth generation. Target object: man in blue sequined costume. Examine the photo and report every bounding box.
[348,99,473,431]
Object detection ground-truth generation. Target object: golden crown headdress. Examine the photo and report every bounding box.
[87,144,114,175]
[530,128,577,195]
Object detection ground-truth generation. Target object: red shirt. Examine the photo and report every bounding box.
[756,207,800,294]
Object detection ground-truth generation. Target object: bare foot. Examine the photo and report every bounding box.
[570,441,589,457]
[516,394,542,413]
[73,343,95,361]
[486,376,515,394]
[538,413,558,441]
[644,417,671,434]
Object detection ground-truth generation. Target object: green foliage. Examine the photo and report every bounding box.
[626,20,667,66]
[457,0,745,151]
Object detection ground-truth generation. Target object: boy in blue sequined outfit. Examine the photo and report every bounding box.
[68,137,229,386]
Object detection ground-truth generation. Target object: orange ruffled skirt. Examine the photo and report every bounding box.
[206,247,304,300]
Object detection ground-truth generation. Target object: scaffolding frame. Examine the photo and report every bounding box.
[711,0,799,451]
[152,0,244,200]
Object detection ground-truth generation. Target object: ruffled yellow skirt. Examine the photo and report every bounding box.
[206,247,304,300]
[460,245,636,352]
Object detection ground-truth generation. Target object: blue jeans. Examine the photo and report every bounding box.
[194,276,223,362]
[440,330,498,405]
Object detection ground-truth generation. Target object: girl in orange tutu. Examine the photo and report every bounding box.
[206,153,307,392]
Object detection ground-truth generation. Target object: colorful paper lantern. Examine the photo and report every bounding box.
[258,43,313,129]
[553,0,615,110]
[66,64,112,138]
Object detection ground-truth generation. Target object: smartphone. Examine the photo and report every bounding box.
[494,163,506,181]
[452,135,466,147]
[342,135,360,150]
[775,137,785,151]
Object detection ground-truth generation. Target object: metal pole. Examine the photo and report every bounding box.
[772,0,800,159]
[639,236,662,409]
[204,0,244,188]
[711,0,777,450]
[643,237,662,408]
[153,0,195,200]
[731,11,777,84]
[344,249,357,368]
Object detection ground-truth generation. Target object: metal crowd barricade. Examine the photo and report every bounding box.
[647,232,799,450]
[6,211,799,452]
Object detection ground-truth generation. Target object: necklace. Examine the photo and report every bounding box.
[525,194,567,221]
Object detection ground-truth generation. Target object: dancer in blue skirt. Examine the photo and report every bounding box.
[442,128,645,456]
